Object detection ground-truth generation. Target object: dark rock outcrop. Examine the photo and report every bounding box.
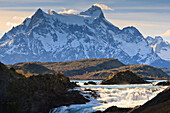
[93,106,132,113]
[0,62,23,101]
[129,86,170,113]
[84,81,97,85]
[88,81,97,85]
[84,82,88,85]
[156,80,170,86]
[0,69,88,113]
[101,70,148,84]
[84,88,100,98]
[103,106,132,113]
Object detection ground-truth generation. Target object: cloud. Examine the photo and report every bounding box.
[58,9,78,14]
[160,30,170,37]
[93,3,114,11]
[6,22,17,27]
[13,16,24,20]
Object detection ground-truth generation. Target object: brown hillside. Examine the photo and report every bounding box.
[71,65,169,79]
[9,58,125,78]
[8,58,169,79]
[159,67,170,76]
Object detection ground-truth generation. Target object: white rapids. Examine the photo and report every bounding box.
[50,80,167,113]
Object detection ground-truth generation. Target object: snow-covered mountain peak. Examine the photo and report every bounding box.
[27,6,105,26]
[155,36,163,44]
[34,8,44,16]
[80,5,104,19]
[30,8,46,21]
[38,6,105,25]
[122,26,142,36]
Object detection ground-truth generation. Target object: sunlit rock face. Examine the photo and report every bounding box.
[0,5,169,67]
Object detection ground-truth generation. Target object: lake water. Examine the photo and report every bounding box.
[51,80,168,113]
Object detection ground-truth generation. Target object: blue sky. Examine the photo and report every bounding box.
[0,0,170,41]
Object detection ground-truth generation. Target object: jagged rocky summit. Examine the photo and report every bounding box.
[0,5,169,67]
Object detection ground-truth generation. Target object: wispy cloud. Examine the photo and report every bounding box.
[13,16,25,20]
[6,22,17,27]
[93,3,114,11]
[58,9,78,14]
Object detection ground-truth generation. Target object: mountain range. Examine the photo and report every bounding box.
[0,5,169,68]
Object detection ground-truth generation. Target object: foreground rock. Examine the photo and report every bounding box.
[101,70,148,84]
[84,81,97,85]
[84,88,100,99]
[93,106,132,113]
[129,86,170,113]
[156,80,170,86]
[103,106,132,113]
[0,62,23,101]
[0,70,88,113]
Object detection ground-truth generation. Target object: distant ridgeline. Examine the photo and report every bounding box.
[8,58,169,80]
